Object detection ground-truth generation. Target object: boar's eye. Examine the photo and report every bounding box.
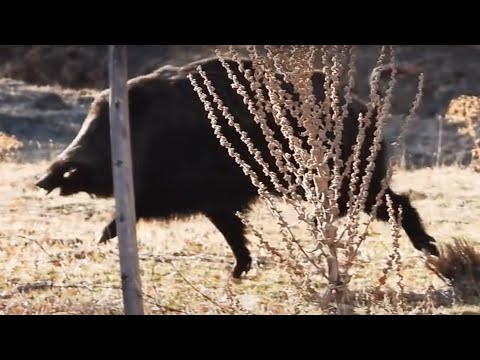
[63,168,78,179]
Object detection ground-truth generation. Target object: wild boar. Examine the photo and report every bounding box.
[35,56,439,278]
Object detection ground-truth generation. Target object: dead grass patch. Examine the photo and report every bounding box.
[0,162,479,314]
[427,238,480,303]
[0,132,23,161]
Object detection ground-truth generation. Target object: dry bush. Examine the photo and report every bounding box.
[188,45,427,314]
[444,95,480,171]
[0,132,23,162]
[426,238,480,304]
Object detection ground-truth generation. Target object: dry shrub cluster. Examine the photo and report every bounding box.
[444,95,480,171]
[0,132,23,162]
[188,45,433,314]
[427,238,480,304]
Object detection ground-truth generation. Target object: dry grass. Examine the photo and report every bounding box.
[427,238,480,303]
[1,161,479,314]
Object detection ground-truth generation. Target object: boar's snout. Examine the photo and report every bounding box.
[35,154,113,198]
[35,171,59,194]
[34,160,81,196]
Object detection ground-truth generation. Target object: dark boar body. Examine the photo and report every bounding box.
[35,57,439,278]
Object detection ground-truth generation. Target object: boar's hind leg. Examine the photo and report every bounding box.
[205,209,252,279]
[98,218,117,244]
[366,187,439,257]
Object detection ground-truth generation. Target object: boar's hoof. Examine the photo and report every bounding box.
[98,220,117,244]
[415,235,440,257]
[232,254,252,279]
[98,235,111,245]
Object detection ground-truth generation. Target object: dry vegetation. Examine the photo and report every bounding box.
[0,132,22,161]
[1,45,480,315]
[1,161,480,314]
[444,95,480,171]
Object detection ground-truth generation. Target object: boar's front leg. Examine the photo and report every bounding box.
[98,184,143,245]
[98,218,117,244]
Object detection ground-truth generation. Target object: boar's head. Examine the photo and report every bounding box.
[35,91,115,198]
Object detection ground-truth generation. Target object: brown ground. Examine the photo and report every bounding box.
[0,45,480,314]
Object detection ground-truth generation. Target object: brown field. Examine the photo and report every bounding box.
[1,45,480,315]
[1,159,479,314]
